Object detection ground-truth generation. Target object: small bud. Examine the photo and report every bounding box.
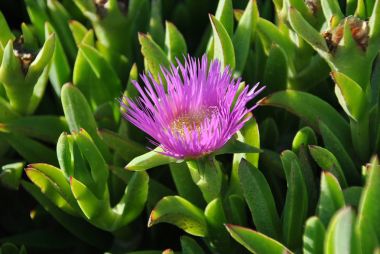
[12,36,37,74]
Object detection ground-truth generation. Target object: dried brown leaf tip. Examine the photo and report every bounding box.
[13,36,36,74]
[305,0,320,16]
[323,16,369,53]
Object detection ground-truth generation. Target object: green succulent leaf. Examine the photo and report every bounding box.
[73,129,109,198]
[3,116,68,144]
[164,21,187,63]
[204,198,232,253]
[225,224,292,254]
[148,0,165,48]
[288,7,329,52]
[24,0,49,41]
[292,127,317,154]
[238,159,281,240]
[61,83,110,160]
[332,72,368,121]
[260,90,350,149]
[281,151,308,249]
[320,0,344,27]
[303,216,326,254]
[317,172,345,227]
[169,162,204,208]
[357,158,380,253]
[0,11,15,47]
[22,180,112,248]
[232,0,258,76]
[309,145,348,188]
[325,207,360,254]
[343,186,362,207]
[215,138,261,155]
[46,0,76,62]
[263,44,288,93]
[138,33,170,80]
[209,14,235,69]
[68,20,89,45]
[148,195,208,237]
[25,166,78,216]
[45,22,71,96]
[116,171,149,225]
[319,121,360,185]
[0,132,56,164]
[0,162,24,190]
[180,236,205,254]
[125,147,179,171]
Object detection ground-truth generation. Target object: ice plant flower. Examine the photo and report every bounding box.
[121,56,264,159]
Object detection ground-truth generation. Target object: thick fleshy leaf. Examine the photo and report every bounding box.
[319,122,359,185]
[25,167,78,216]
[281,151,308,249]
[205,0,234,57]
[309,145,348,188]
[61,83,110,160]
[226,224,292,254]
[263,44,287,93]
[325,207,359,254]
[70,177,114,230]
[3,116,68,143]
[148,196,208,237]
[332,72,368,121]
[78,43,121,100]
[117,171,149,225]
[303,216,326,254]
[215,138,261,155]
[0,11,15,47]
[22,180,112,248]
[99,129,146,162]
[138,33,170,80]
[45,22,71,96]
[0,162,24,190]
[260,90,350,148]
[186,157,223,203]
[288,7,329,52]
[320,0,344,27]
[125,147,179,171]
[209,14,235,69]
[148,0,165,48]
[0,132,56,165]
[180,236,205,254]
[343,186,362,207]
[169,162,204,208]
[68,20,88,45]
[232,0,257,75]
[164,22,187,63]
[317,172,345,227]
[24,0,49,41]
[73,129,109,196]
[292,127,317,154]
[46,0,76,62]
[357,158,380,253]
[257,18,295,59]
[204,198,232,253]
[238,159,281,240]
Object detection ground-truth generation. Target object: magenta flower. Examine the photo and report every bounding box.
[121,56,264,159]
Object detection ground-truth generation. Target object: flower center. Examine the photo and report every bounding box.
[170,106,219,136]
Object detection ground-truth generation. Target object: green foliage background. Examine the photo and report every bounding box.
[0,0,380,253]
